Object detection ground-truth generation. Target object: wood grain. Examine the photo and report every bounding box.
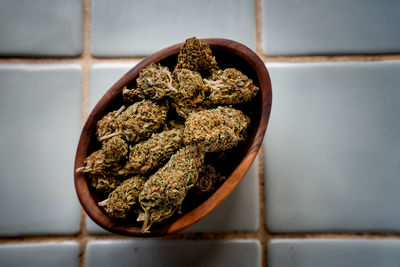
[74,38,272,236]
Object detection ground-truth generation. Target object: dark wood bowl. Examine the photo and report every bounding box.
[74,38,272,236]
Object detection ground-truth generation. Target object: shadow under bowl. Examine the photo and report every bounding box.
[74,38,272,236]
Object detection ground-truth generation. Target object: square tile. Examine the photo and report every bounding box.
[262,0,400,55]
[90,63,137,110]
[91,0,256,57]
[0,241,79,267]
[0,64,82,236]
[268,239,400,267]
[185,156,259,232]
[264,61,400,233]
[87,239,261,267]
[0,0,83,56]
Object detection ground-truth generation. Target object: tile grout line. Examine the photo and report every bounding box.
[261,53,400,63]
[255,0,263,56]
[1,2,400,266]
[255,0,269,266]
[78,0,91,266]
[257,147,270,267]
[1,53,399,65]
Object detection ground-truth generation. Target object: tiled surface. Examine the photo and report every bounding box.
[89,63,137,110]
[87,239,261,267]
[0,64,82,236]
[268,239,400,267]
[0,0,82,56]
[91,0,256,57]
[264,61,400,233]
[185,157,259,233]
[0,241,79,267]
[262,0,400,55]
[87,152,259,234]
[1,1,400,266]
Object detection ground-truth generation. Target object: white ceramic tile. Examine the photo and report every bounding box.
[91,0,256,57]
[185,157,259,232]
[89,63,137,111]
[262,0,400,55]
[0,64,82,236]
[0,241,79,267]
[0,0,82,56]
[268,239,400,267]
[86,216,112,235]
[264,61,400,233]
[87,239,261,267]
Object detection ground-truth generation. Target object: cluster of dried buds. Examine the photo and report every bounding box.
[76,37,259,233]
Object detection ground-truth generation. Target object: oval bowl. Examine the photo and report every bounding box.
[74,38,272,236]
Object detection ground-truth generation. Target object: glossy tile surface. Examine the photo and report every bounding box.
[89,63,137,110]
[268,239,400,267]
[262,0,400,55]
[91,0,256,56]
[0,64,82,236]
[0,0,82,56]
[87,239,261,267]
[264,61,400,232]
[0,241,79,267]
[185,157,259,232]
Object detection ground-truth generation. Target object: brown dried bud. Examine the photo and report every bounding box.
[102,136,129,165]
[203,68,259,105]
[184,106,250,152]
[138,145,205,232]
[118,128,184,176]
[98,175,146,219]
[100,100,168,143]
[174,37,219,74]
[171,68,208,118]
[193,164,226,194]
[78,150,116,176]
[96,106,125,141]
[123,63,177,102]
[89,174,121,195]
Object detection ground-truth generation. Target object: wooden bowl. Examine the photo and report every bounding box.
[74,38,272,236]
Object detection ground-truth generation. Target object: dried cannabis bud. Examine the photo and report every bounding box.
[203,68,259,105]
[89,174,121,195]
[163,118,185,131]
[184,106,250,152]
[84,37,259,233]
[138,146,205,232]
[98,175,146,219]
[174,37,219,74]
[123,63,177,102]
[194,164,226,194]
[102,136,129,165]
[77,135,128,176]
[100,100,168,143]
[118,128,184,176]
[96,106,125,141]
[171,68,208,118]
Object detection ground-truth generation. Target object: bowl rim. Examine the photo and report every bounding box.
[74,38,272,236]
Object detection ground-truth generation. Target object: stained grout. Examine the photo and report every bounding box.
[78,0,91,266]
[1,2,400,267]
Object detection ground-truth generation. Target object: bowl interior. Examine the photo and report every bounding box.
[74,39,272,236]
